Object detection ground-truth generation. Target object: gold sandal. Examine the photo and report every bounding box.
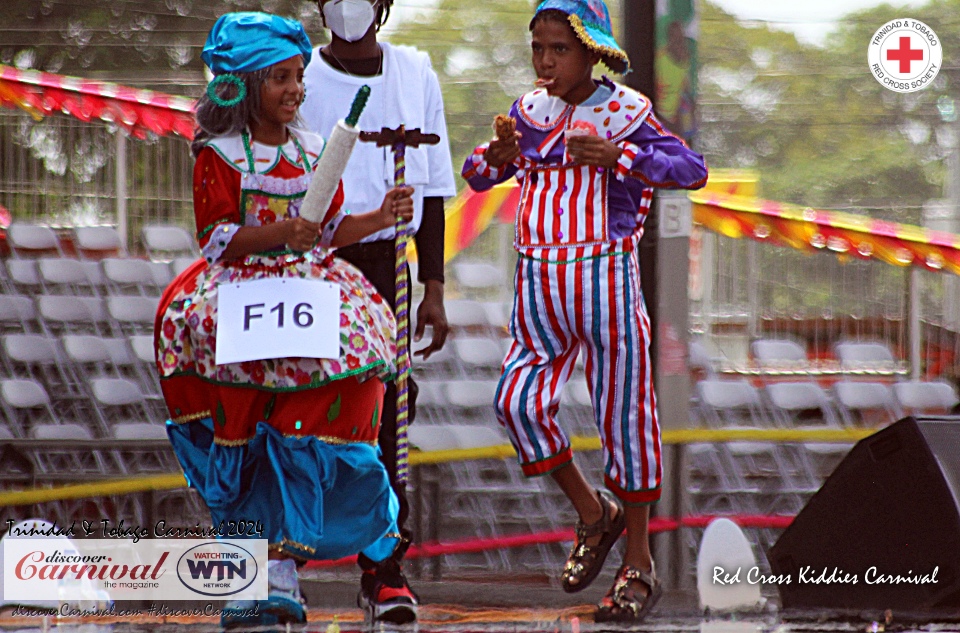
[560,489,625,593]
[595,562,663,623]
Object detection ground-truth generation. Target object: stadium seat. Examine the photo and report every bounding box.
[764,381,843,428]
[453,261,505,290]
[0,378,57,436]
[90,377,158,427]
[893,380,960,414]
[73,226,125,259]
[832,381,902,426]
[37,295,109,336]
[452,337,503,377]
[0,295,42,333]
[171,256,200,278]
[7,223,63,258]
[102,258,163,296]
[141,224,199,261]
[106,296,159,335]
[6,260,43,293]
[38,257,101,296]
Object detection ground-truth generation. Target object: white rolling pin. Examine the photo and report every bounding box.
[299,85,371,223]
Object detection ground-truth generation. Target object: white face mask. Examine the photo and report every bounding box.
[323,0,376,42]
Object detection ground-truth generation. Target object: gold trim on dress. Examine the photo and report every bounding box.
[212,436,254,447]
[283,432,378,446]
[171,410,211,424]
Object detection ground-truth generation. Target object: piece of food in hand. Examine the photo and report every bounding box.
[494,114,517,141]
[566,120,598,138]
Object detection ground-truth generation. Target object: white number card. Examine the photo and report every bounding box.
[216,277,340,365]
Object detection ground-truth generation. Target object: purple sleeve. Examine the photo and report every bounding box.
[617,113,708,190]
[461,102,522,192]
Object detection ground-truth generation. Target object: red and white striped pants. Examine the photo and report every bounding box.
[494,247,662,505]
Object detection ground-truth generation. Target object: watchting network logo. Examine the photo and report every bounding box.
[869,18,942,93]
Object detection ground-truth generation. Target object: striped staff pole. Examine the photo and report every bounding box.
[359,125,440,485]
[392,126,412,484]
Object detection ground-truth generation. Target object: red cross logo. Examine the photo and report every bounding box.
[886,36,924,73]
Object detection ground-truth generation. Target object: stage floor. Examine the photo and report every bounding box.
[2,575,958,632]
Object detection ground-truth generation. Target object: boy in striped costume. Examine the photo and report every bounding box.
[461,0,707,622]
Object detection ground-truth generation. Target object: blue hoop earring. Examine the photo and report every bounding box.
[207,74,246,108]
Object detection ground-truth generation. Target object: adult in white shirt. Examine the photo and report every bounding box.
[301,0,456,625]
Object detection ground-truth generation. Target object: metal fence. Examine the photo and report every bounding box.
[0,108,194,253]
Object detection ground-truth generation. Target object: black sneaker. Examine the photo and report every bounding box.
[357,558,419,624]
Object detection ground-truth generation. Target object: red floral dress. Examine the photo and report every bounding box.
[153,129,399,560]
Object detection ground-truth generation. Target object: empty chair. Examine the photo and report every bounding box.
[752,338,810,378]
[445,299,491,333]
[689,340,716,381]
[102,258,163,296]
[1,334,82,401]
[481,301,511,331]
[894,381,960,415]
[6,259,44,293]
[149,261,173,288]
[452,337,503,376]
[0,295,42,333]
[453,261,505,290]
[107,296,159,334]
[37,295,109,335]
[73,226,125,259]
[0,378,57,436]
[38,257,101,296]
[112,422,176,472]
[697,379,768,428]
[142,224,199,261]
[171,256,200,277]
[833,381,902,427]
[443,380,499,420]
[90,377,159,430]
[834,340,898,375]
[7,223,62,258]
[62,335,137,383]
[413,332,456,375]
[765,382,842,428]
[128,334,163,400]
[29,422,113,475]
[752,338,808,363]
[412,379,445,425]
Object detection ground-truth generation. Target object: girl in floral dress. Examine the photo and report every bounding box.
[154,12,412,626]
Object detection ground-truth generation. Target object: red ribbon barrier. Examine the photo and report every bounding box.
[305,514,795,569]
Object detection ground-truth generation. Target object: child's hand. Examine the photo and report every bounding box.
[484,132,522,168]
[379,186,415,228]
[566,135,623,169]
[285,217,323,251]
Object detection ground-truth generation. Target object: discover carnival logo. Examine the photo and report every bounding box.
[176,542,259,597]
[3,538,267,601]
[869,18,942,93]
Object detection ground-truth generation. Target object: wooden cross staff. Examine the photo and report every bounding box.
[359,125,439,486]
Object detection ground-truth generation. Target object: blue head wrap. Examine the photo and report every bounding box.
[533,0,630,74]
[202,12,312,74]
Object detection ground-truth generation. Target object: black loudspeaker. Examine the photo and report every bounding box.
[769,416,960,612]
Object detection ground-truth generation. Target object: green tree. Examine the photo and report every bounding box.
[698,1,941,224]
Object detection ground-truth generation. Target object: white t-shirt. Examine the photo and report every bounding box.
[301,42,457,243]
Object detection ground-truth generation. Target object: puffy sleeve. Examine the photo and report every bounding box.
[615,112,708,190]
[193,146,243,264]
